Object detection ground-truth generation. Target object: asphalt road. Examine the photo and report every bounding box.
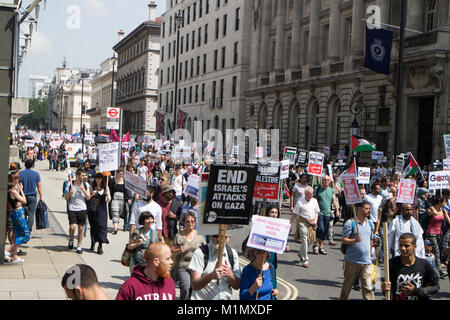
[36,160,450,300]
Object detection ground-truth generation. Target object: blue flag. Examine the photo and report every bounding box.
[364,26,393,75]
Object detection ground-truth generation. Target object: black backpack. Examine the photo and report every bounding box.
[200,244,235,271]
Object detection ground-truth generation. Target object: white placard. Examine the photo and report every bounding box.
[256,147,264,158]
[246,215,291,254]
[428,171,450,190]
[357,167,371,185]
[183,174,200,199]
[279,160,290,180]
[397,179,417,204]
[372,151,384,160]
[98,143,119,172]
[124,170,147,198]
[25,140,35,148]
[443,159,450,171]
[444,134,450,159]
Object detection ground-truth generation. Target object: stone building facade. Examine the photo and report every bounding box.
[245,0,449,167]
[88,56,117,133]
[113,2,161,137]
[158,0,252,139]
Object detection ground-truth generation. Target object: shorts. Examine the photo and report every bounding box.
[68,210,88,226]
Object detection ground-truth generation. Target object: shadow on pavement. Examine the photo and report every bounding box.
[32,245,70,253]
[99,281,122,291]
[295,278,343,289]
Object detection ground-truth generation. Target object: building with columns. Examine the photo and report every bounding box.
[245,0,449,167]
[158,0,252,140]
[87,56,117,133]
[113,2,161,137]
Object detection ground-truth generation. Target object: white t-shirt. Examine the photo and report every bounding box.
[172,173,185,196]
[365,193,383,223]
[291,182,307,207]
[68,182,91,212]
[294,197,320,221]
[137,165,148,180]
[188,242,241,300]
[130,200,162,231]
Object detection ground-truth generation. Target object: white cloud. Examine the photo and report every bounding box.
[28,31,53,55]
[83,0,109,17]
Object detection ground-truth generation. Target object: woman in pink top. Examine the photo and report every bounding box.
[426,196,450,277]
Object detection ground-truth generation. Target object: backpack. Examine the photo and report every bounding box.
[200,244,235,271]
[420,214,431,232]
[340,219,374,254]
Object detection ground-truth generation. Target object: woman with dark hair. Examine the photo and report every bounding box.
[88,173,110,255]
[171,211,205,300]
[109,167,132,234]
[127,211,159,273]
[265,204,280,289]
[426,195,449,278]
[5,174,29,263]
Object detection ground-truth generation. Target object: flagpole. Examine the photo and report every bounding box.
[394,0,407,158]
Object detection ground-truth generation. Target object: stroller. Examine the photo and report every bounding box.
[58,153,67,170]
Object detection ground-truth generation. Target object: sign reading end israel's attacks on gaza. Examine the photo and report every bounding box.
[203,164,257,225]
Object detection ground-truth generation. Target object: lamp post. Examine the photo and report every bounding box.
[80,72,89,154]
[172,13,184,134]
[350,117,360,136]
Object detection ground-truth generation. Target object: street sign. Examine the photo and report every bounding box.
[107,107,121,119]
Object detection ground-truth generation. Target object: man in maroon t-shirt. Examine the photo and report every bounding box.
[156,185,177,246]
[116,242,175,300]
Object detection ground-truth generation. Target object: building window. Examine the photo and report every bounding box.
[235,7,240,31]
[223,14,227,37]
[215,18,220,40]
[214,49,218,71]
[221,47,226,69]
[205,24,208,44]
[202,83,206,101]
[198,27,202,46]
[197,56,201,75]
[183,87,187,104]
[232,76,237,97]
[186,33,189,52]
[426,0,437,32]
[190,58,194,78]
[206,0,209,14]
[234,42,239,65]
[203,53,207,73]
[189,86,193,103]
[195,85,199,103]
[192,30,195,50]
[199,0,203,18]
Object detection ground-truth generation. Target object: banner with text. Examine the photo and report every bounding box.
[246,215,290,254]
[124,170,147,198]
[397,179,417,204]
[98,143,119,172]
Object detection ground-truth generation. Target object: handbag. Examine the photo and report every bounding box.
[307,225,316,245]
[121,244,132,267]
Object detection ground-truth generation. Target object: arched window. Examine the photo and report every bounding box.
[258,104,268,130]
[309,101,319,150]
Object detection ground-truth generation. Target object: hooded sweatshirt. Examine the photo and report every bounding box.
[116,265,175,300]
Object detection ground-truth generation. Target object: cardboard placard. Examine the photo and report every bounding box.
[283,147,297,164]
[372,151,384,160]
[124,170,147,198]
[253,164,280,202]
[357,167,371,185]
[397,179,417,204]
[183,174,200,199]
[296,150,308,166]
[428,171,450,190]
[25,140,35,148]
[98,143,119,172]
[443,159,450,171]
[342,173,362,205]
[203,164,257,225]
[279,160,290,180]
[307,152,324,177]
[246,215,290,254]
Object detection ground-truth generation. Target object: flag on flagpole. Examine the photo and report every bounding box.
[351,135,377,153]
[402,152,422,178]
[155,111,165,134]
[177,109,189,129]
[364,26,393,75]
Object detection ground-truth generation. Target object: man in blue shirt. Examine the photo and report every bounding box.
[19,159,44,233]
[339,200,378,300]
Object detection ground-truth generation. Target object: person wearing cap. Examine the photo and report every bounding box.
[19,158,43,233]
[130,185,162,241]
[156,185,177,246]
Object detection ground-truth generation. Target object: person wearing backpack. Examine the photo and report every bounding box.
[188,233,241,300]
[64,169,92,254]
[339,201,378,300]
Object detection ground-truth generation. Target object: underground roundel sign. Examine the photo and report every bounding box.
[107,107,121,119]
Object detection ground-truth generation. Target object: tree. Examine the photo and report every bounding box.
[18,99,48,130]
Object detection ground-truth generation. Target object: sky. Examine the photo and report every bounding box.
[19,0,166,97]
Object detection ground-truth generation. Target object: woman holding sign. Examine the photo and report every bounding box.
[240,248,278,300]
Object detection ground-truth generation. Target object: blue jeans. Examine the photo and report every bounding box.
[317,214,331,241]
[123,199,133,230]
[25,195,38,233]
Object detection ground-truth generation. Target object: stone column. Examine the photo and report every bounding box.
[407,0,425,32]
[259,0,272,76]
[328,0,342,61]
[290,0,303,70]
[274,0,287,73]
[376,0,390,26]
[350,0,365,57]
[307,0,321,65]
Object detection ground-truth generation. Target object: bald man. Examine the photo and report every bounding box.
[116,242,175,300]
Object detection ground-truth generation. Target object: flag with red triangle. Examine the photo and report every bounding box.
[351,135,377,153]
[402,153,422,178]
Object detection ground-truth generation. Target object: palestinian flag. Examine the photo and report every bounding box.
[351,135,377,153]
[402,153,421,178]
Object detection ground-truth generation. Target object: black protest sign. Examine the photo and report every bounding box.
[203,164,257,225]
[296,149,308,166]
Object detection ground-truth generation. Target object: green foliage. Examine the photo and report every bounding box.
[18,99,48,130]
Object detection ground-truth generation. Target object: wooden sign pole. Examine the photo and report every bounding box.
[383,222,391,300]
[352,205,360,235]
[216,224,227,285]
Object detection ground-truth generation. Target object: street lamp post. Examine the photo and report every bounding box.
[172,13,184,134]
[80,73,89,154]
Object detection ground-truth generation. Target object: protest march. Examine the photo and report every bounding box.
[5,128,450,302]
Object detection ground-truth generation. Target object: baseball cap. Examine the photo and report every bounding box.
[424,240,434,246]
[162,185,176,194]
